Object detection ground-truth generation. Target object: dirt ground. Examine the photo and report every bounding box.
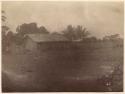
[2,43,123,92]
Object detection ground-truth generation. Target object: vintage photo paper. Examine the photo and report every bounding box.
[1,1,124,92]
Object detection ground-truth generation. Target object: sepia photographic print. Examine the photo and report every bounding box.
[2,0,124,92]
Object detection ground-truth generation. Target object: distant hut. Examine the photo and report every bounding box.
[24,34,69,52]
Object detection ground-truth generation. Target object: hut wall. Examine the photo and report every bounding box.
[25,37,37,52]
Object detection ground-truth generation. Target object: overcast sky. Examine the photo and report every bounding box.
[2,1,124,38]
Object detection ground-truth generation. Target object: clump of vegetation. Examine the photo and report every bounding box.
[61,25,90,41]
[110,63,123,91]
[97,63,123,92]
[2,10,14,53]
[103,34,122,41]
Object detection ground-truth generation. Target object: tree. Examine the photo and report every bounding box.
[16,23,49,36]
[62,25,90,41]
[2,10,6,22]
[2,10,12,53]
[39,26,49,34]
[103,34,121,41]
[74,25,90,40]
[16,23,39,36]
[62,25,75,40]
[2,10,9,37]
[6,31,14,46]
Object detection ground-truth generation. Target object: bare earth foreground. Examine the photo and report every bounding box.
[2,42,123,92]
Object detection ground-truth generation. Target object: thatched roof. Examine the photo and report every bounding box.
[25,34,68,43]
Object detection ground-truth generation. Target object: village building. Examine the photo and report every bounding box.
[24,34,70,52]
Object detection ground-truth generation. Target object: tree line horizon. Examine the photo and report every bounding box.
[2,10,123,52]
